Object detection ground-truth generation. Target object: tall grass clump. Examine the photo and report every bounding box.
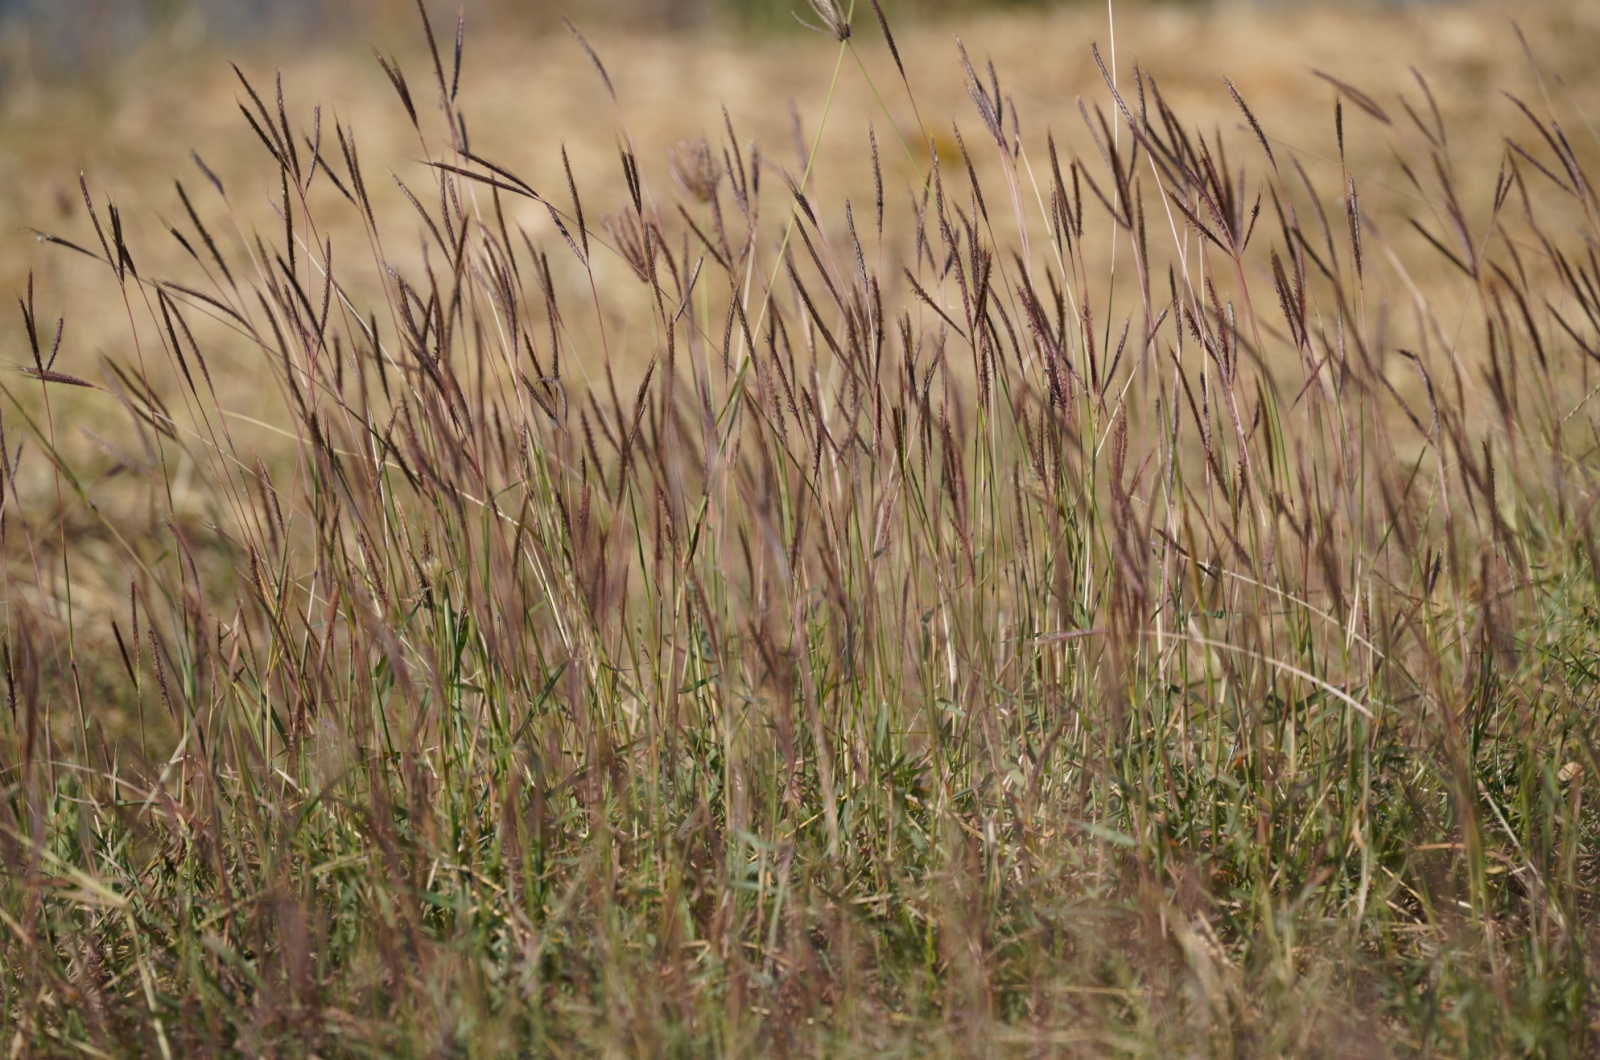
[2,1,1597,1053]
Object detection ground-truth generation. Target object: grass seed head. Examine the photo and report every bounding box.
[668,136,721,204]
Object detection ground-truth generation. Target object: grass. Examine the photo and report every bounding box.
[1,0,1598,1054]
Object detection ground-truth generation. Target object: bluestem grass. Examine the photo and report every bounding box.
[1,3,1597,1055]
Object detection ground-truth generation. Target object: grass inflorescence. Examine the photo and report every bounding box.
[1,2,1597,1054]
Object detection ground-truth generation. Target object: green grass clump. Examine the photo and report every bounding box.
[1,2,1597,1054]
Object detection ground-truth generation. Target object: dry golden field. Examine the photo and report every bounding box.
[0,0,1590,541]
[5,0,1598,373]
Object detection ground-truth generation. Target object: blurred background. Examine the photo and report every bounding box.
[0,0,1093,85]
[0,0,1586,393]
[0,0,1461,89]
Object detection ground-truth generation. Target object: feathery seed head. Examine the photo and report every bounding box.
[797,0,851,43]
[668,137,721,204]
